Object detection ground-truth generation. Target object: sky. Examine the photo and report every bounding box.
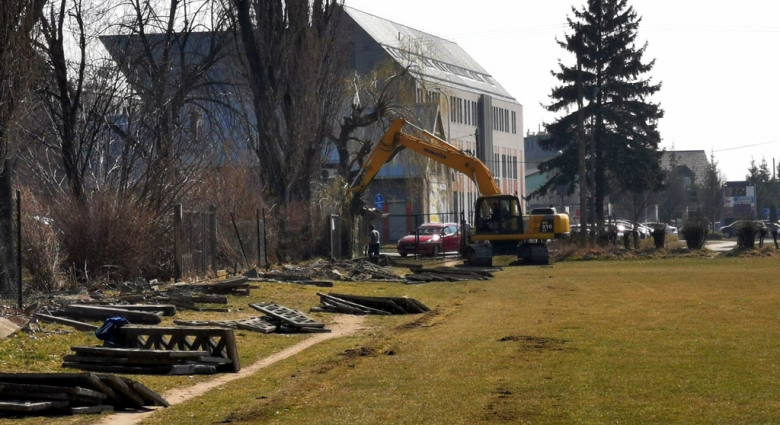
[345,0,780,181]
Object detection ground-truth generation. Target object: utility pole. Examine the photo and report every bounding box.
[576,25,588,246]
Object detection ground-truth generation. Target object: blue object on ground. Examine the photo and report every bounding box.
[95,317,130,347]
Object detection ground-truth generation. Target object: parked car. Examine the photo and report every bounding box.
[761,220,779,233]
[397,223,461,257]
[642,222,675,235]
[720,220,768,238]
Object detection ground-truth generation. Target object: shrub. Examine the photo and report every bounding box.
[681,216,709,250]
[737,222,760,249]
[52,192,162,281]
[646,223,666,249]
[20,193,63,292]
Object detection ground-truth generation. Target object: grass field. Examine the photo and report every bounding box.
[3,256,780,424]
[140,257,780,425]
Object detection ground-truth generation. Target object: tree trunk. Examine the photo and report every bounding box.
[0,160,18,297]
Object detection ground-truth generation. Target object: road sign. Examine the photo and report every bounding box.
[374,194,385,210]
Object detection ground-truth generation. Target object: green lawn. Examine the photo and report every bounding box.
[140,257,780,424]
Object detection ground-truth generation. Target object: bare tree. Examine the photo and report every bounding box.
[0,0,45,295]
[31,0,122,200]
[101,0,234,217]
[699,151,723,230]
[228,0,348,258]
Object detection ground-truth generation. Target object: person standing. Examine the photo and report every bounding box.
[369,224,380,258]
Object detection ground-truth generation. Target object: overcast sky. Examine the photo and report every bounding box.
[346,0,780,181]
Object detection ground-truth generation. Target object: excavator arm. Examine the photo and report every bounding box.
[348,118,501,197]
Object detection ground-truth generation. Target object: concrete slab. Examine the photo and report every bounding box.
[0,317,20,339]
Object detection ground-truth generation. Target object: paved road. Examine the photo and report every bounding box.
[706,240,737,252]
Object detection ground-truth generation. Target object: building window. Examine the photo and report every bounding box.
[451,97,456,122]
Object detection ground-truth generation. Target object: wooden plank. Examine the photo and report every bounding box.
[96,374,145,408]
[63,362,174,375]
[222,329,240,373]
[64,355,191,366]
[0,383,106,401]
[123,379,170,407]
[188,295,228,304]
[70,346,209,359]
[317,293,389,315]
[0,373,114,400]
[328,294,409,315]
[33,314,98,331]
[0,400,69,412]
[100,304,177,316]
[70,405,114,415]
[61,305,162,325]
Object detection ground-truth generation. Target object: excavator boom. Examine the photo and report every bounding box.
[349,118,500,196]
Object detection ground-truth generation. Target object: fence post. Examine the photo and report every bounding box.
[230,212,248,269]
[262,208,268,269]
[209,205,217,275]
[256,209,262,268]
[173,204,183,281]
[414,214,419,260]
[16,190,22,309]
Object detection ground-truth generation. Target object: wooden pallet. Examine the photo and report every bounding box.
[249,303,325,329]
[119,326,240,372]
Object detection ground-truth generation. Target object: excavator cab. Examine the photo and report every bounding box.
[475,195,524,235]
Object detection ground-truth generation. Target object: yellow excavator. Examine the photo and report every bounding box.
[348,118,570,266]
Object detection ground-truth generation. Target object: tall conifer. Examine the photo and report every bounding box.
[536,0,663,225]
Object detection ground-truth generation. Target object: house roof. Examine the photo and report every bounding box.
[660,150,709,184]
[344,7,518,103]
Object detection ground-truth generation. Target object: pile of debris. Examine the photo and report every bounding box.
[166,276,256,296]
[404,266,501,284]
[115,294,228,312]
[250,260,406,283]
[0,372,167,415]
[63,325,241,375]
[312,293,429,315]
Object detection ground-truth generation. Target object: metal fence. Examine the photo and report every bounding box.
[173,204,217,279]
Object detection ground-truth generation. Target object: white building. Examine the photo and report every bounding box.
[344,7,525,242]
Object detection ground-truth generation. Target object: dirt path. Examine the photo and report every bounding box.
[95,315,366,425]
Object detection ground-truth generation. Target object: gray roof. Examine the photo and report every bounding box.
[660,150,709,184]
[344,7,517,103]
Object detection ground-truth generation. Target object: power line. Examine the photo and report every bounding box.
[714,140,780,153]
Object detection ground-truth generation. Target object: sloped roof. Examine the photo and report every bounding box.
[344,7,517,103]
[661,150,709,184]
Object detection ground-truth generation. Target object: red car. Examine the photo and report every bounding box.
[397,223,461,257]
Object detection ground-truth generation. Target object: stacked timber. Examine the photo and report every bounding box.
[63,347,221,375]
[312,293,429,315]
[0,372,167,415]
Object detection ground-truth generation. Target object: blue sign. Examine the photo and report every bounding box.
[374,194,385,210]
[763,208,770,220]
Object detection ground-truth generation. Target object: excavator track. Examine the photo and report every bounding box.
[517,243,549,265]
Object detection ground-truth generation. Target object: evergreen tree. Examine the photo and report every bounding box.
[535,0,663,227]
[746,157,771,184]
